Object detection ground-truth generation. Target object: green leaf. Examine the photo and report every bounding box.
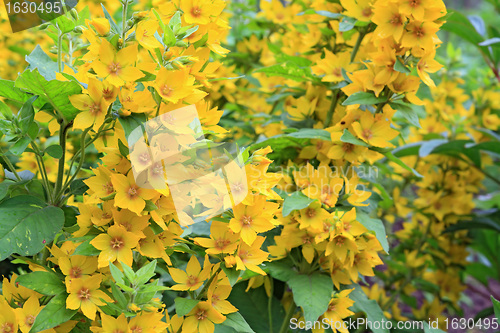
[16,271,65,295]
[26,45,59,80]
[175,298,199,317]
[356,212,389,254]
[393,57,411,74]
[135,259,157,285]
[9,136,31,155]
[383,151,423,178]
[221,266,242,286]
[0,79,30,105]
[340,129,369,147]
[342,92,386,106]
[288,273,333,322]
[339,16,356,32]
[31,293,77,332]
[348,284,389,333]
[0,179,18,201]
[14,69,82,121]
[45,145,63,159]
[254,62,319,83]
[491,296,500,321]
[264,260,296,282]
[220,313,255,333]
[118,113,147,142]
[0,195,64,260]
[109,262,125,285]
[227,283,285,333]
[73,239,100,256]
[282,191,316,217]
[287,128,330,140]
[55,14,76,34]
[118,139,129,157]
[390,101,420,127]
[69,178,89,195]
[18,95,38,133]
[418,139,448,157]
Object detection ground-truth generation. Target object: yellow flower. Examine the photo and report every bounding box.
[372,5,407,41]
[401,21,440,54]
[153,67,200,103]
[351,111,398,148]
[340,0,374,22]
[135,20,162,50]
[181,0,225,25]
[69,78,111,131]
[182,301,225,333]
[312,51,355,83]
[59,255,98,279]
[90,225,141,268]
[169,255,211,291]
[128,311,169,333]
[88,18,110,36]
[92,40,144,87]
[207,283,238,314]
[111,172,159,215]
[14,296,41,333]
[0,296,17,333]
[193,221,239,254]
[323,289,355,332]
[232,236,269,275]
[229,195,277,245]
[66,275,112,320]
[416,51,443,87]
[90,313,129,333]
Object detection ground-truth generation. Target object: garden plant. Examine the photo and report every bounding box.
[0,0,500,332]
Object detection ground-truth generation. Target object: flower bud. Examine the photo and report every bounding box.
[87,18,110,36]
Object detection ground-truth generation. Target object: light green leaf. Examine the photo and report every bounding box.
[282,191,316,217]
[491,296,500,321]
[390,101,421,127]
[175,298,199,317]
[356,212,389,254]
[288,273,333,322]
[220,313,255,333]
[342,91,386,106]
[348,284,389,333]
[26,45,58,80]
[340,129,369,147]
[45,145,64,159]
[16,271,65,295]
[14,69,82,121]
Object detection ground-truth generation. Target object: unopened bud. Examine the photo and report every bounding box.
[73,26,85,34]
[70,8,78,20]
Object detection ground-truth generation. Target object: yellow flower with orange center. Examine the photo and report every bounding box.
[169,255,211,291]
[90,225,141,268]
[13,296,40,333]
[182,301,225,333]
[66,275,112,320]
[110,172,159,215]
[90,313,128,333]
[92,39,144,87]
[69,78,112,131]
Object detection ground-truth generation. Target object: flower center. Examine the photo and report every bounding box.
[102,88,114,100]
[89,102,101,115]
[196,310,207,321]
[139,153,150,164]
[342,143,354,153]
[187,275,199,287]
[336,237,345,247]
[390,14,401,25]
[78,288,91,300]
[108,62,121,74]
[306,208,316,218]
[128,186,138,198]
[103,182,114,194]
[25,315,35,326]
[410,0,420,7]
[1,323,14,333]
[362,128,373,140]
[110,237,124,250]
[161,85,173,97]
[414,27,425,38]
[215,238,230,250]
[191,7,202,17]
[131,327,143,333]
[362,7,372,17]
[70,266,82,278]
[241,215,253,225]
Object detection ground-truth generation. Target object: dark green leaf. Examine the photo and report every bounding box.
[356,212,389,254]
[18,95,38,133]
[9,136,31,155]
[221,266,242,286]
[31,293,77,332]
[390,101,420,127]
[69,178,89,195]
[0,195,64,260]
[73,239,100,256]
[45,145,63,159]
[491,296,500,322]
[394,58,411,74]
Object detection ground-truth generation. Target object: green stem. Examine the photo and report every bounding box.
[350,27,368,63]
[32,147,52,201]
[53,121,69,205]
[323,90,341,128]
[196,266,222,300]
[57,31,65,73]
[0,153,21,181]
[278,300,296,333]
[121,0,129,45]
